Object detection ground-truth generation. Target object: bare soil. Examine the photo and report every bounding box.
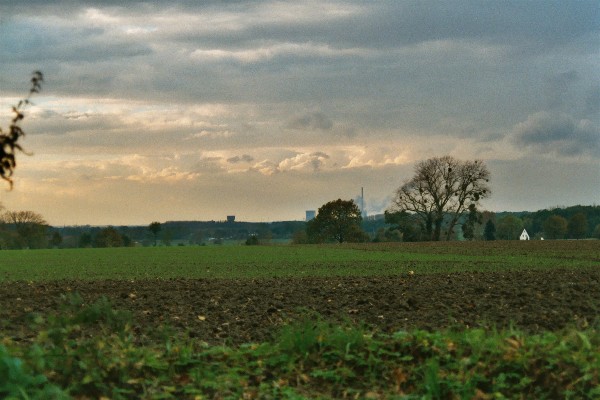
[2,269,599,344]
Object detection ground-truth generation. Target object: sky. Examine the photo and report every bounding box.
[0,0,598,226]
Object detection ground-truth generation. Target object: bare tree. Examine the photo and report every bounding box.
[389,156,491,241]
[3,210,47,227]
[0,71,43,188]
[1,210,48,248]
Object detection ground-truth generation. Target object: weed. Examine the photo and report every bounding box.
[2,303,598,399]
[0,345,67,400]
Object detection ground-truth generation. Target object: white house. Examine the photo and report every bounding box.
[520,229,530,240]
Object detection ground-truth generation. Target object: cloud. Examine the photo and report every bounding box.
[190,42,370,64]
[250,159,279,176]
[190,130,234,139]
[190,157,225,174]
[286,112,333,131]
[310,151,329,159]
[584,86,600,117]
[227,154,254,164]
[278,151,331,172]
[512,112,600,156]
[545,70,579,93]
[1,1,599,224]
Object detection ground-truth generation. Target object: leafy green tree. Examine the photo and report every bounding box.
[95,227,123,248]
[543,215,568,239]
[307,199,367,243]
[496,215,524,240]
[189,231,204,245]
[594,224,600,239]
[79,232,93,248]
[484,219,496,241]
[389,156,491,241]
[567,212,588,239]
[213,229,227,240]
[50,231,63,248]
[0,72,43,188]
[121,234,133,247]
[384,228,403,242]
[384,210,425,242]
[148,221,161,246]
[461,204,481,241]
[256,224,273,243]
[372,228,386,243]
[161,229,173,246]
[372,227,403,243]
[292,229,309,244]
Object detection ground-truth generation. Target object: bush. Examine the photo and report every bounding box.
[245,235,259,245]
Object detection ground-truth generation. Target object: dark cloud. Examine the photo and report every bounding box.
[544,70,580,110]
[26,110,123,136]
[227,154,254,163]
[239,1,599,53]
[4,1,598,52]
[286,112,333,131]
[0,21,151,63]
[309,152,330,172]
[3,1,597,114]
[584,86,600,118]
[190,157,224,174]
[310,151,330,159]
[513,112,600,156]
[310,159,322,171]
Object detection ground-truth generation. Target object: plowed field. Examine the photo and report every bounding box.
[3,269,598,345]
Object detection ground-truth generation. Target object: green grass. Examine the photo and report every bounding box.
[1,242,598,398]
[1,241,598,282]
[2,295,598,399]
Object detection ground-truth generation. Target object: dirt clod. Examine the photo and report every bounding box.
[1,269,598,345]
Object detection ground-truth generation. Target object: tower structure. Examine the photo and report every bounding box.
[361,187,367,218]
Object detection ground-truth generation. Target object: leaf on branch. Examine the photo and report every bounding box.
[0,71,43,188]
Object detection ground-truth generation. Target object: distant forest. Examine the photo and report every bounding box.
[494,205,600,240]
[52,220,308,248]
[1,205,597,249]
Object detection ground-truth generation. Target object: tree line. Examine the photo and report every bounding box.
[487,206,600,240]
[300,156,599,244]
[3,202,596,250]
[0,210,136,250]
[300,156,492,244]
[6,220,306,249]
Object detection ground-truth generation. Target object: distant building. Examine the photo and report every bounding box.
[227,215,235,223]
[520,229,530,240]
[358,187,367,218]
[305,210,316,221]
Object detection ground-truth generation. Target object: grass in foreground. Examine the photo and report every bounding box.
[1,240,598,282]
[2,295,598,399]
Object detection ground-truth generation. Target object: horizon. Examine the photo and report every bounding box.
[48,203,599,228]
[1,1,598,226]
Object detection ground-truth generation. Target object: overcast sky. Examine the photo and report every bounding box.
[0,1,598,225]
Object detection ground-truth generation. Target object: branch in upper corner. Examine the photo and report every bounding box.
[0,71,44,189]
